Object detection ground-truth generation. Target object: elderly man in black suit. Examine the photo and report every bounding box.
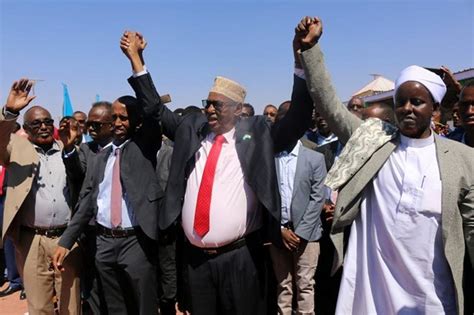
[120,31,314,314]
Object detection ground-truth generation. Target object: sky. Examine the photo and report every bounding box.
[1,0,473,121]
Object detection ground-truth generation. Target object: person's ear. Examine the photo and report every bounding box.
[234,103,243,117]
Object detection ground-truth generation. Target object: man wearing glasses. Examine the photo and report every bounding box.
[61,101,114,314]
[63,102,114,179]
[121,30,314,314]
[0,79,82,314]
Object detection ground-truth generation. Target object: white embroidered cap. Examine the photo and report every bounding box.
[209,76,246,103]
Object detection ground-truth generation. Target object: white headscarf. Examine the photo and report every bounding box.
[394,65,446,104]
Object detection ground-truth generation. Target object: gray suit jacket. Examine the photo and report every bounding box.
[277,144,327,242]
[300,44,474,314]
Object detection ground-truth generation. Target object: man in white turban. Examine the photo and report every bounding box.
[294,16,474,314]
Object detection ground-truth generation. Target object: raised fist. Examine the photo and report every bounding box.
[120,31,147,59]
[294,16,323,52]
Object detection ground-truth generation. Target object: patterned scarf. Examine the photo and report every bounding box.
[324,118,398,190]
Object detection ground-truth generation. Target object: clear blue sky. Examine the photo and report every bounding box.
[1,0,473,121]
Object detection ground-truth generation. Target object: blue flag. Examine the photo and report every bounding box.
[62,83,74,117]
[96,94,100,102]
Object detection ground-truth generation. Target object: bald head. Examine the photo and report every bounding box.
[362,102,395,124]
[22,106,55,148]
[24,106,52,123]
[275,101,291,123]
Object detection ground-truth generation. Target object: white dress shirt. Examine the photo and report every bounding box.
[275,141,301,224]
[336,133,456,314]
[96,140,137,229]
[181,128,261,248]
[316,132,338,146]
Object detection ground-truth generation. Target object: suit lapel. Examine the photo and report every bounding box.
[434,137,453,245]
[334,138,399,225]
[292,146,305,200]
[185,122,210,178]
[96,146,112,185]
[235,121,253,181]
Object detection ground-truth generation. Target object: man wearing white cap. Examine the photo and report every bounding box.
[294,17,474,314]
[120,31,314,314]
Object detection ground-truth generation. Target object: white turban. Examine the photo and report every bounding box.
[394,65,446,104]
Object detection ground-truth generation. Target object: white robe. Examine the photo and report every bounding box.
[336,133,456,315]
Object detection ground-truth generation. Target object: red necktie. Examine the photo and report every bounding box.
[110,148,122,228]
[194,135,225,237]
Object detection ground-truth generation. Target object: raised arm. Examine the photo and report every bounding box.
[53,161,97,271]
[120,31,182,141]
[271,29,315,153]
[0,79,36,165]
[296,17,362,144]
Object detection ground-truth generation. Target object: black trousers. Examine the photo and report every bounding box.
[95,231,158,315]
[186,241,267,315]
[157,228,177,315]
[81,226,108,315]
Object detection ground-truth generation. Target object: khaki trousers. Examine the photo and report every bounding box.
[15,230,82,315]
[270,241,320,315]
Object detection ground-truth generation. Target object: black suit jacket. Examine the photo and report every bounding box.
[128,72,313,245]
[63,141,103,187]
[59,102,164,249]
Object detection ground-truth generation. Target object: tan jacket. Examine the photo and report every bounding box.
[0,111,71,246]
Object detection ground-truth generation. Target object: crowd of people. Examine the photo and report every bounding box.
[0,16,473,315]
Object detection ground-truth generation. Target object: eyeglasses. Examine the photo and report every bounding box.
[348,104,364,111]
[87,121,112,130]
[458,100,474,109]
[202,99,226,110]
[25,118,54,129]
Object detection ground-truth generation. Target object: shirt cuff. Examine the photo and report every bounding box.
[2,107,19,120]
[62,147,76,158]
[132,65,148,78]
[294,68,306,80]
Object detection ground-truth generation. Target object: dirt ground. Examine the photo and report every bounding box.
[0,282,28,315]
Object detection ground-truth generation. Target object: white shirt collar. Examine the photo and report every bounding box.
[400,131,435,148]
[277,140,301,157]
[209,128,235,144]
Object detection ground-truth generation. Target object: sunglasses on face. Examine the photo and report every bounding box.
[202,99,226,110]
[348,105,364,111]
[87,121,112,130]
[26,118,54,129]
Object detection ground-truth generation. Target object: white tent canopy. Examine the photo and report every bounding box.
[352,74,395,98]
